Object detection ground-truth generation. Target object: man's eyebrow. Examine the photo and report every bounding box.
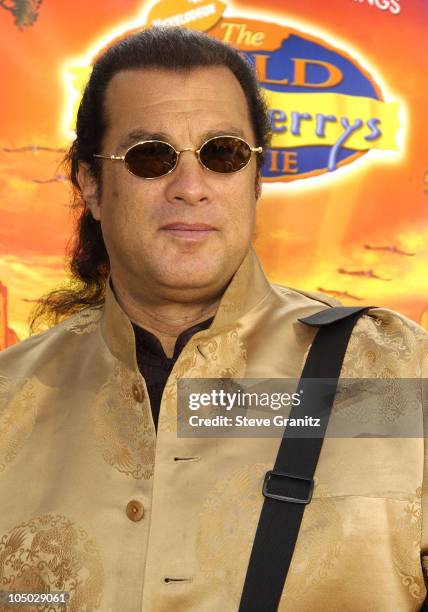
[118,130,170,150]
[118,126,248,150]
[202,127,247,140]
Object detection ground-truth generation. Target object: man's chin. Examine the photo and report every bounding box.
[155,264,230,296]
[160,271,220,290]
[160,228,219,243]
[156,228,220,254]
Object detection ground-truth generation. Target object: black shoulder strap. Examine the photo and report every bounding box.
[238,305,373,612]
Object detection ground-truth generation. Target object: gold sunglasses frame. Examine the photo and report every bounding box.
[93,135,263,179]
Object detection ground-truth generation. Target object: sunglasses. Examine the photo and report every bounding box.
[94,135,263,179]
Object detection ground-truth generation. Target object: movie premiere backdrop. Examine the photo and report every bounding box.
[0,0,427,348]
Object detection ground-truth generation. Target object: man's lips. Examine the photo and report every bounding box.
[160,222,217,240]
[161,223,216,230]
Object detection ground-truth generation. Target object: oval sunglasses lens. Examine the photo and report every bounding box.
[199,137,251,173]
[125,142,177,178]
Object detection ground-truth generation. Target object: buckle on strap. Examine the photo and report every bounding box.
[263,470,314,504]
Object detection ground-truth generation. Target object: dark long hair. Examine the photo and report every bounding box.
[30,26,271,332]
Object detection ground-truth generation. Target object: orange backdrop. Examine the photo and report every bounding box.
[0,0,427,346]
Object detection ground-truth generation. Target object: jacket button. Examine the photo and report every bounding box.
[126,500,145,522]
[132,382,145,402]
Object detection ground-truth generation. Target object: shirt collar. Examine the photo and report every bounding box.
[132,316,214,367]
[100,246,273,369]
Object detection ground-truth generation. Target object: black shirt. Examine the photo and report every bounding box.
[132,317,214,431]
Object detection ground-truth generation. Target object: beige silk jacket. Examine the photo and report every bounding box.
[1,247,428,612]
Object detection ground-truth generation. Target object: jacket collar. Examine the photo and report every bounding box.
[100,247,273,369]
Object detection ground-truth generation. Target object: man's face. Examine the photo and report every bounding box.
[80,66,260,302]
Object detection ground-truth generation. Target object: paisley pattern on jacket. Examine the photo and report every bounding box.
[0,376,37,473]
[341,310,426,378]
[196,465,343,605]
[392,488,425,601]
[92,363,155,479]
[159,325,247,433]
[64,306,103,335]
[0,514,104,612]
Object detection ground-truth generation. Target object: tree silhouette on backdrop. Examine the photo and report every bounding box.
[0,0,43,29]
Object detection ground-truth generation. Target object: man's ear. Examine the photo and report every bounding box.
[255,173,262,201]
[77,162,101,220]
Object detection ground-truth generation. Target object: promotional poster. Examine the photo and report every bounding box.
[0,0,426,347]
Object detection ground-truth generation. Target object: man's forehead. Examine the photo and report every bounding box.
[106,65,245,97]
[103,66,253,144]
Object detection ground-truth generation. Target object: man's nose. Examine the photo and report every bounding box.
[164,150,213,206]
